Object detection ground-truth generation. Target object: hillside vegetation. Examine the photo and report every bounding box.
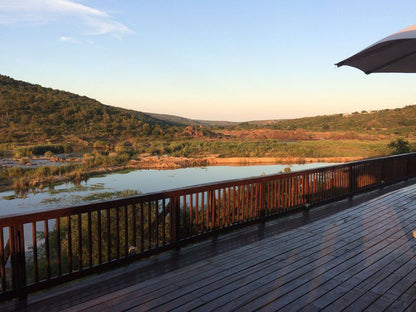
[0,75,185,145]
[239,107,416,136]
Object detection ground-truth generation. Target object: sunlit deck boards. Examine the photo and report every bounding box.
[5,181,416,311]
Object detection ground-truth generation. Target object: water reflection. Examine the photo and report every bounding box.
[0,163,334,215]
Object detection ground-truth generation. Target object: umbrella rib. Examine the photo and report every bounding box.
[366,48,416,74]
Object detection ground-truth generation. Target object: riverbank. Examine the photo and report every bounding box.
[130,155,361,169]
[0,155,362,193]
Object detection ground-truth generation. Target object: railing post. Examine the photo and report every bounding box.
[210,190,216,229]
[380,159,385,188]
[303,173,310,207]
[259,182,266,223]
[170,197,181,248]
[349,164,354,197]
[10,224,27,300]
[406,154,410,180]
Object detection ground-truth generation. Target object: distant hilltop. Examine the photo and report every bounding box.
[145,112,238,127]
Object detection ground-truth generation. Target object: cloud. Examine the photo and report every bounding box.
[59,36,80,43]
[0,0,132,38]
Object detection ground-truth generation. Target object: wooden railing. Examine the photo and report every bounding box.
[1,152,416,300]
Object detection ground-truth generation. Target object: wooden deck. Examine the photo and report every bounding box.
[4,180,416,311]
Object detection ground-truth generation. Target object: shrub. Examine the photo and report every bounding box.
[387,138,411,155]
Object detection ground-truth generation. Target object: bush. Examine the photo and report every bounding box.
[387,138,411,155]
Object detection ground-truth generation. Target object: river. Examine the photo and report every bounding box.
[0,163,334,216]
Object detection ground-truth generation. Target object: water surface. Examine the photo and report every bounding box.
[0,163,333,216]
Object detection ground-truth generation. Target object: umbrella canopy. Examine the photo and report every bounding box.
[336,24,416,74]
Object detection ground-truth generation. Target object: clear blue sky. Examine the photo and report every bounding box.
[1,1,416,121]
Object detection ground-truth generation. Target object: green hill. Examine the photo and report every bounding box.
[0,75,180,144]
[242,106,416,136]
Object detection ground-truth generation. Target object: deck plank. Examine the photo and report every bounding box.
[116,193,412,309]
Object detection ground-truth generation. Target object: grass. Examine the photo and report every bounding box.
[40,189,141,206]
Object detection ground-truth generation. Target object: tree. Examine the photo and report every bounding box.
[388,138,411,155]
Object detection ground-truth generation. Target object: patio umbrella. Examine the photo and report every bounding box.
[336,24,416,74]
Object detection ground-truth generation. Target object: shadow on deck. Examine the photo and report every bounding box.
[3,179,416,311]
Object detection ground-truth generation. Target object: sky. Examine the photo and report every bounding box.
[2,1,416,122]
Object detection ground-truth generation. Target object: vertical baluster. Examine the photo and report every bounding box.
[211,190,216,228]
[236,186,241,222]
[254,183,259,216]
[97,211,102,265]
[216,189,219,226]
[139,203,145,251]
[147,202,152,250]
[297,176,301,206]
[162,199,166,245]
[195,194,199,234]
[230,187,234,223]
[140,203,144,252]
[169,198,175,243]
[225,188,229,225]
[335,168,338,195]
[133,204,137,248]
[246,185,250,219]
[248,185,252,218]
[206,191,210,229]
[8,227,16,290]
[77,214,82,270]
[31,223,38,283]
[6,225,24,294]
[155,201,159,248]
[254,183,258,218]
[124,205,129,254]
[330,170,333,198]
[106,209,111,262]
[116,207,120,259]
[276,179,280,211]
[283,178,286,209]
[201,192,205,231]
[218,189,222,226]
[88,212,92,268]
[273,179,277,213]
[271,180,275,211]
[0,228,6,291]
[221,187,227,227]
[56,218,61,276]
[324,171,327,200]
[67,216,72,273]
[44,220,50,279]
[241,186,244,221]
[182,196,187,236]
[189,194,193,236]
[294,177,298,206]
[218,190,222,227]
